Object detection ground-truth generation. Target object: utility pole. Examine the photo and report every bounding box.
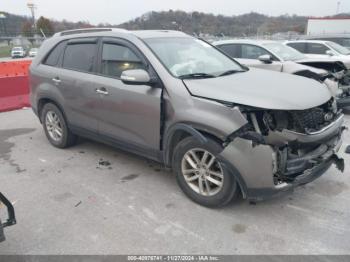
[27,2,37,32]
[336,1,341,14]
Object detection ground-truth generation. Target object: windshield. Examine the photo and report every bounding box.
[144,37,245,78]
[327,41,350,55]
[13,47,23,51]
[263,42,305,61]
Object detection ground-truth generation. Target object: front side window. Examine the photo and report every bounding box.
[241,45,270,59]
[306,43,330,54]
[62,43,97,72]
[263,43,305,61]
[144,37,244,78]
[100,43,146,78]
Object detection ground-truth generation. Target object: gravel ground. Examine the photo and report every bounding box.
[0,109,349,255]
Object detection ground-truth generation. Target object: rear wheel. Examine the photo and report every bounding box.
[41,103,77,148]
[173,136,238,207]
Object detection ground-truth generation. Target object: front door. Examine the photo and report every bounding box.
[93,38,162,157]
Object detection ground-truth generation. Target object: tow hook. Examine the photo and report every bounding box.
[332,155,345,172]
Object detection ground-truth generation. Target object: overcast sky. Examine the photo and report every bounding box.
[2,0,350,24]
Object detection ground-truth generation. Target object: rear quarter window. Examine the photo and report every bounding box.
[287,42,307,53]
[43,41,66,67]
[217,44,240,58]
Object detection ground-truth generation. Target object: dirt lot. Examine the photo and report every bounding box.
[0,109,350,255]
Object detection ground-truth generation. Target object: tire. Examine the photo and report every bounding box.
[173,136,238,207]
[41,103,77,148]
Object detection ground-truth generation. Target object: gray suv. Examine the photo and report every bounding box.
[30,29,346,207]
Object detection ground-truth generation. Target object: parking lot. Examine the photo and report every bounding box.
[0,108,349,255]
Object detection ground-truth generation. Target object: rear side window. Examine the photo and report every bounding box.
[217,44,240,58]
[306,43,329,54]
[62,43,97,73]
[43,41,66,67]
[287,42,307,53]
[100,43,145,78]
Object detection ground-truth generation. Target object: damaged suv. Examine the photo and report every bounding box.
[30,29,346,207]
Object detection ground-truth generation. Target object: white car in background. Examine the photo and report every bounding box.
[29,48,38,57]
[213,39,350,109]
[285,40,350,69]
[11,46,26,58]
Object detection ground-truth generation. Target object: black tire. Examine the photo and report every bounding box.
[41,103,77,148]
[173,136,238,208]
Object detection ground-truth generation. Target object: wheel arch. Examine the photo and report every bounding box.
[163,123,248,198]
[37,97,67,124]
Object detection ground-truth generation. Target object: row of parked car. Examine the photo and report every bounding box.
[10,46,38,59]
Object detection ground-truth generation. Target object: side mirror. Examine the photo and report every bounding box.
[258,54,273,64]
[121,69,152,85]
[326,50,335,56]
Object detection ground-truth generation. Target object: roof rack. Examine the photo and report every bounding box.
[54,28,128,37]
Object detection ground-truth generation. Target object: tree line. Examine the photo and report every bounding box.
[0,10,349,38]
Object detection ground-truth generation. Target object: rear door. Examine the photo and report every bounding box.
[58,38,100,132]
[93,38,162,157]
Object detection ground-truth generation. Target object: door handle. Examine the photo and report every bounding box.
[52,77,61,85]
[96,87,109,96]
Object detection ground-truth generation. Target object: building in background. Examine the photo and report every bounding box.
[307,18,350,35]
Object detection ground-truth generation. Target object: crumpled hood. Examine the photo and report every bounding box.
[184,68,331,110]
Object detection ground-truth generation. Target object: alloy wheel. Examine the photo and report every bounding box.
[181,148,224,196]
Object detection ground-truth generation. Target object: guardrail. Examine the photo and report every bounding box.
[0,60,31,112]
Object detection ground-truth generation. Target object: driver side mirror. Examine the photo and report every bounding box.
[326,50,335,56]
[258,54,273,64]
[121,69,153,85]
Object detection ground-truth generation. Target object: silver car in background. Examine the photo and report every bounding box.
[30,29,345,207]
[214,40,350,109]
[301,34,350,49]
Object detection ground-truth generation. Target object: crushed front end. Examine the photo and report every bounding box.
[220,99,346,201]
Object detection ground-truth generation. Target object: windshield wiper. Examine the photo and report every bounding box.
[218,69,246,77]
[179,73,216,79]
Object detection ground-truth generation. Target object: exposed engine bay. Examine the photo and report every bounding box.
[229,98,345,186]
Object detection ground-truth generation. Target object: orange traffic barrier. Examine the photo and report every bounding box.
[0,60,32,112]
[0,60,32,78]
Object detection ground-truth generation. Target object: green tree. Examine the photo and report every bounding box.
[36,16,54,36]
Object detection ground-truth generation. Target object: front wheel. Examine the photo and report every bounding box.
[173,136,238,207]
